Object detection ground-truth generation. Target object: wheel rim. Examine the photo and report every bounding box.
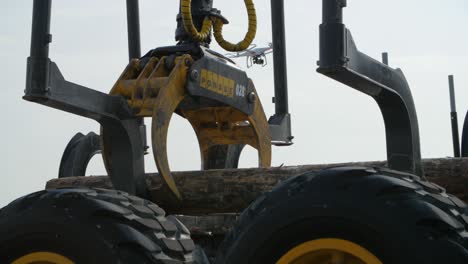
[276,238,383,264]
[12,252,75,264]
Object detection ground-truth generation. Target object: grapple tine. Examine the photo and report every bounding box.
[151,55,192,199]
[183,79,272,171]
[247,81,272,168]
[109,52,272,200]
[152,107,182,199]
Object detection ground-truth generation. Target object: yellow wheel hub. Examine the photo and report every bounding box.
[276,238,383,264]
[12,252,74,264]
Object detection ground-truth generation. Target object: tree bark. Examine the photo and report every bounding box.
[47,158,468,215]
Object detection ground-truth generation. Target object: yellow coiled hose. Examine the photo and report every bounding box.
[180,0,257,52]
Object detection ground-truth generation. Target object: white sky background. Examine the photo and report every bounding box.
[1,0,467,207]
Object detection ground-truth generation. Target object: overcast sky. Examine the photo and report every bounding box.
[1,0,467,207]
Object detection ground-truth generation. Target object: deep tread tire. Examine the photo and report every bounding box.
[58,132,243,174]
[58,132,101,178]
[203,145,244,170]
[215,167,468,264]
[0,188,198,264]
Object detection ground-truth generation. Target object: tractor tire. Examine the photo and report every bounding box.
[0,188,201,264]
[215,167,468,264]
[59,132,243,175]
[203,145,245,170]
[58,132,101,178]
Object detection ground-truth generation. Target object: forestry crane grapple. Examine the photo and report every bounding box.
[1,0,468,263]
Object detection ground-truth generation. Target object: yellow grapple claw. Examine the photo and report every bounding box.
[108,54,271,200]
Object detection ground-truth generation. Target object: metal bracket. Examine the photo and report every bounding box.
[317,0,423,176]
[268,113,293,146]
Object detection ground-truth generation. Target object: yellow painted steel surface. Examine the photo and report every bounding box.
[107,54,271,199]
[200,69,236,98]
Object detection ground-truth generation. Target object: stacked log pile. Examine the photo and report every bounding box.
[47,158,468,235]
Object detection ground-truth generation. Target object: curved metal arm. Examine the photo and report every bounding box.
[317,0,423,176]
[25,0,147,195]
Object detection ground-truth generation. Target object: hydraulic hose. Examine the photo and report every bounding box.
[180,0,257,52]
[180,0,212,42]
[213,0,257,52]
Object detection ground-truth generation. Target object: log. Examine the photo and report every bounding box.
[46,158,468,215]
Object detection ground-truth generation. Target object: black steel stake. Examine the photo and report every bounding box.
[449,75,461,158]
[268,0,293,146]
[126,0,146,152]
[382,52,389,66]
[318,0,423,176]
[25,0,147,196]
[462,111,468,157]
[126,0,142,60]
[270,0,289,115]
[26,0,52,96]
